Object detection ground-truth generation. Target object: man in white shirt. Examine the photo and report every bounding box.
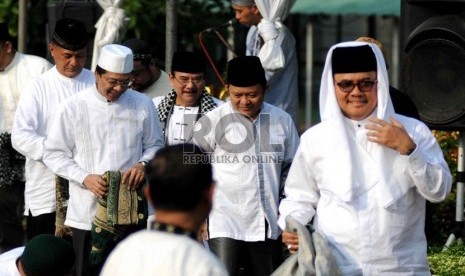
[153,51,221,145]
[231,0,299,126]
[121,38,172,98]
[0,234,74,276]
[43,44,163,276]
[0,22,52,253]
[101,144,228,276]
[11,17,94,242]
[279,42,452,274]
[194,56,299,275]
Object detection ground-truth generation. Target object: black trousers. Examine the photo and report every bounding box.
[71,228,100,276]
[0,181,25,253]
[26,210,55,241]
[208,237,283,276]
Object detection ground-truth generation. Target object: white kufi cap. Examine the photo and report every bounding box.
[97,44,133,73]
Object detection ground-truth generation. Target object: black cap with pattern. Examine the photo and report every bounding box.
[121,38,153,61]
[51,18,88,51]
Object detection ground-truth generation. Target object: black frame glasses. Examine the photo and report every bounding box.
[103,76,133,88]
[173,75,205,86]
[336,80,377,93]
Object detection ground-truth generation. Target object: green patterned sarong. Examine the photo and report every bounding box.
[90,171,148,266]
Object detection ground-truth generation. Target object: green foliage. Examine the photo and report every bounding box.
[428,244,465,275]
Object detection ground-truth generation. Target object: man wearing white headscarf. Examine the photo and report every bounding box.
[43,44,164,276]
[279,41,452,275]
[231,0,299,126]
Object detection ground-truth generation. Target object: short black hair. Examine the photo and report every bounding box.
[146,144,213,211]
[95,65,107,75]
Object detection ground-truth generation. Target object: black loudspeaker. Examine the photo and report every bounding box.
[401,0,465,130]
[47,1,103,69]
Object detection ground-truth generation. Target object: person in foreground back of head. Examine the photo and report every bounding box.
[100,144,228,276]
[278,41,452,274]
[0,234,75,276]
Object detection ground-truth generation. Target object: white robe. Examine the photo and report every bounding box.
[43,86,164,230]
[278,41,452,275]
[100,230,228,276]
[195,101,299,241]
[0,52,52,133]
[11,67,95,216]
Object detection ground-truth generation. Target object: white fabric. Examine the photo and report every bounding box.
[195,101,299,241]
[0,52,51,133]
[246,25,298,125]
[278,41,452,275]
[254,0,296,71]
[43,87,163,230]
[142,70,172,98]
[98,44,133,73]
[11,67,95,216]
[0,247,23,276]
[91,0,126,70]
[100,230,228,276]
[153,96,223,146]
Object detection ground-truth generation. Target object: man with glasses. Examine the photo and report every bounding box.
[12,18,94,242]
[279,42,452,274]
[153,51,221,145]
[43,44,164,275]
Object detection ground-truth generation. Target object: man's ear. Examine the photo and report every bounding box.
[252,4,261,16]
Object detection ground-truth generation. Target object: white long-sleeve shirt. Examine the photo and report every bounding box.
[195,101,299,241]
[0,52,52,133]
[43,86,163,230]
[11,67,95,216]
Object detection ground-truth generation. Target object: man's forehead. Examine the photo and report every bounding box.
[174,72,204,78]
[333,71,377,81]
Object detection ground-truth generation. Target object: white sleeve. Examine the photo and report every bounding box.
[43,104,89,184]
[11,84,46,161]
[139,100,164,163]
[406,122,452,202]
[278,136,318,230]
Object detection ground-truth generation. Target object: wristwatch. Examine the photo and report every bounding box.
[138,161,148,167]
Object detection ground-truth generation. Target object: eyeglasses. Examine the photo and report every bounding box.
[173,75,205,86]
[103,76,133,88]
[336,80,377,93]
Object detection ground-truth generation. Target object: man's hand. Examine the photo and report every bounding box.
[282,230,299,254]
[121,163,145,190]
[83,174,108,198]
[366,116,416,155]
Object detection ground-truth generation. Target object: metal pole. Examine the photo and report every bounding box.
[18,0,27,52]
[165,0,177,72]
[443,132,465,251]
[304,21,313,129]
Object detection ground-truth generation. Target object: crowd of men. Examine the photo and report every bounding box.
[0,0,453,275]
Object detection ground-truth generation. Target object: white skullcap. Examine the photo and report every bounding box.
[97,44,133,74]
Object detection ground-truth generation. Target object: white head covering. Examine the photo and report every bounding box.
[97,44,133,74]
[319,41,410,209]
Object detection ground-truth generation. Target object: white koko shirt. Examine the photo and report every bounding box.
[12,67,95,216]
[195,101,299,241]
[43,87,163,230]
